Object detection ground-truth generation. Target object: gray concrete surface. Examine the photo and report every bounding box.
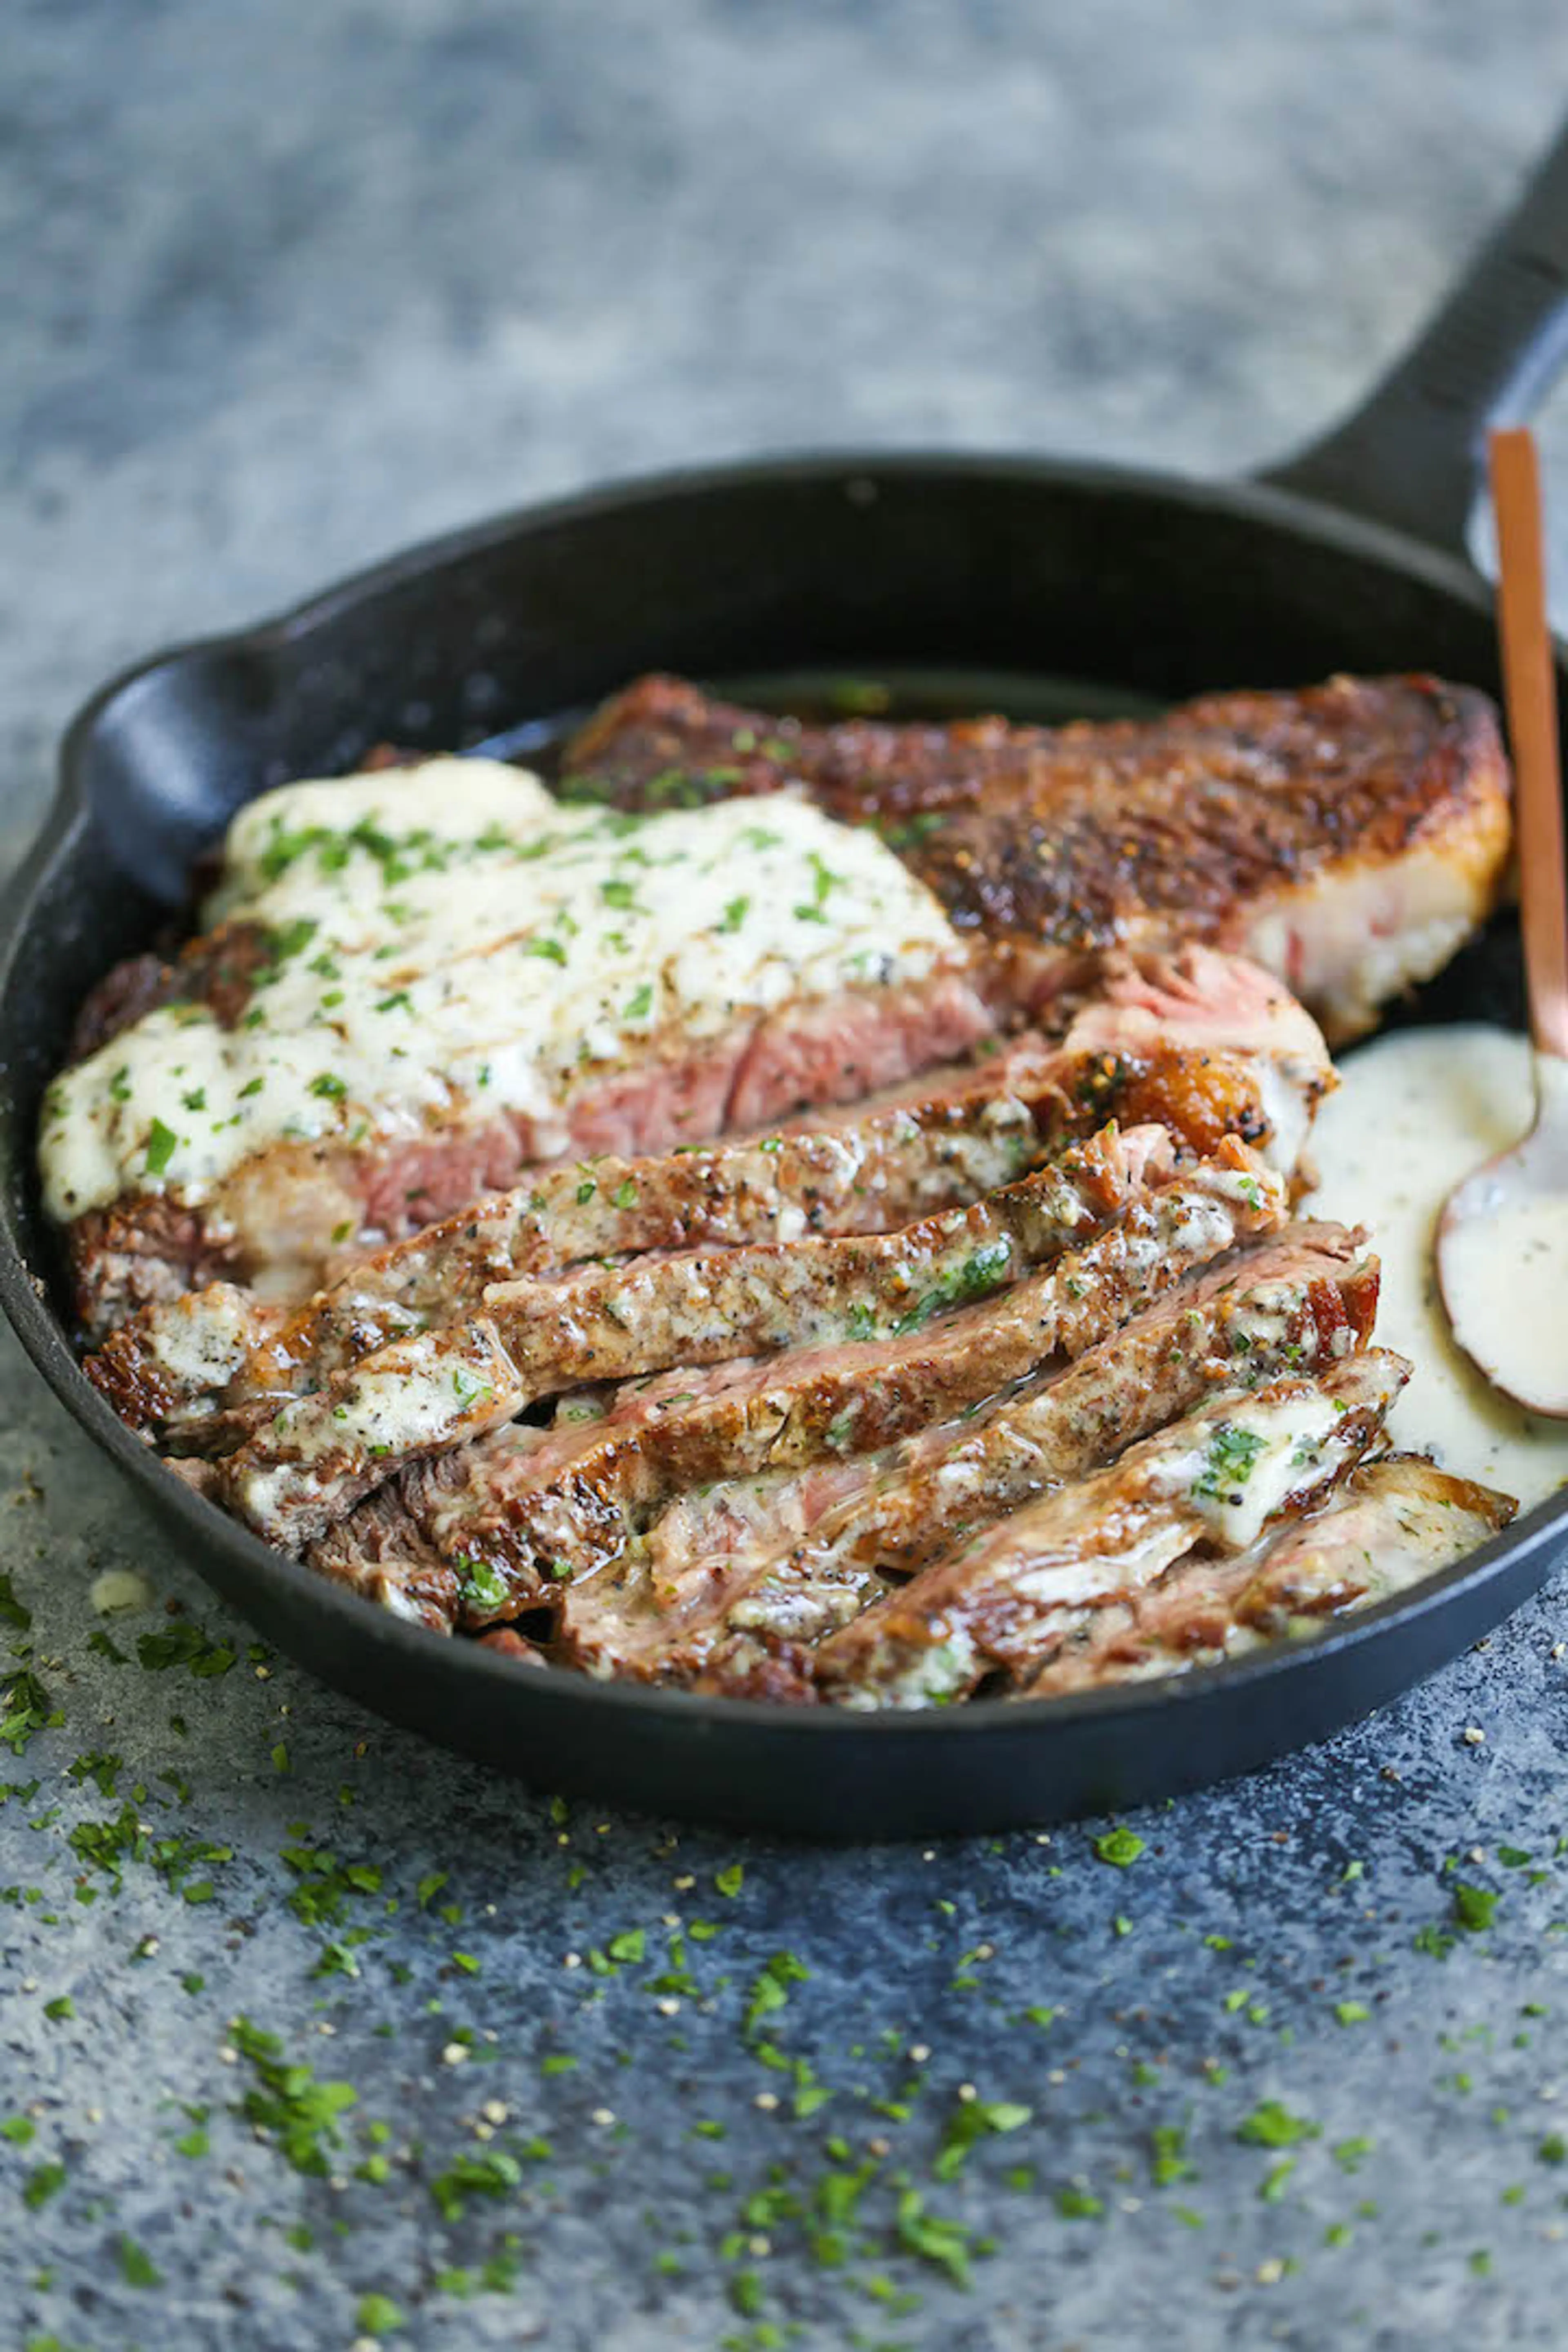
[5,4,1568,2345]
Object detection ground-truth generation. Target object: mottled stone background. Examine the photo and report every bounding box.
[5,4,1568,2347]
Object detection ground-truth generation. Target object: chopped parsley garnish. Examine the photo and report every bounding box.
[116,2234,163,2287]
[1193,1423,1266,1503]
[1453,1882,1500,1932]
[144,1118,179,1177]
[895,2189,978,2285]
[934,2096,1031,2180]
[308,1072,347,1102]
[355,2290,405,2336]
[1237,2100,1320,2149]
[263,915,318,967]
[456,1558,508,1614]
[890,1242,1013,1336]
[1092,1826,1145,1868]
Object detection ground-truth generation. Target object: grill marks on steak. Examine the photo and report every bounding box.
[1018,1457,1515,1696]
[222,1127,1285,1550]
[563,672,1511,1040]
[805,1350,1409,1708]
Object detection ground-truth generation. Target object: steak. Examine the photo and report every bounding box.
[61,963,992,1343]
[1019,1457,1516,1695]
[304,1212,1355,1641]
[223,1135,1285,1550]
[563,1230,1381,1687]
[806,1350,1408,1707]
[89,945,1331,1441]
[563,671,1511,1041]
[47,664,1519,1698]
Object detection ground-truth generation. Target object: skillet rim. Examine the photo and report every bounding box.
[3,443,1565,1759]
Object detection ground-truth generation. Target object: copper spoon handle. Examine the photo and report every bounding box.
[1490,426,1568,1064]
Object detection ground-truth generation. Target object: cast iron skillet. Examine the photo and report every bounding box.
[4,133,1568,1839]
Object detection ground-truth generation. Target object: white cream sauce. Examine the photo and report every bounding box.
[39,760,964,1222]
[1441,1191,1568,1414]
[1305,1024,1568,1512]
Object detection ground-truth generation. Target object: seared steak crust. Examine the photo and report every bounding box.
[66,920,281,1066]
[564,672,1511,1038]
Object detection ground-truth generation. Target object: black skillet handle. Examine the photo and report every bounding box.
[1258,118,1568,559]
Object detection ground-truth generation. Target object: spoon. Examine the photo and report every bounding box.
[1437,426,1568,1418]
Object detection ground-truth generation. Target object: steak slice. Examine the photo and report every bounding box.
[85,1031,1063,1444]
[565,1227,1380,1687]
[89,942,1330,1443]
[222,1134,1284,1550]
[51,766,997,1342]
[62,963,992,1344]
[804,1351,1408,1708]
[563,672,1511,1041]
[305,1202,1341,1644]
[1018,1456,1516,1695]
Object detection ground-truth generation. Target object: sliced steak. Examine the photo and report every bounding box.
[89,943,1330,1442]
[230,1115,1278,1543]
[1019,1457,1516,1695]
[806,1350,1408,1708]
[565,1227,1380,1686]
[303,1191,1328,1637]
[62,963,992,1343]
[224,1133,1283,1550]
[563,672,1511,1041]
[88,1031,1062,1441]
[682,1229,1380,1693]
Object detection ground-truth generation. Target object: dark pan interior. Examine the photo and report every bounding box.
[1,454,1562,1837]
